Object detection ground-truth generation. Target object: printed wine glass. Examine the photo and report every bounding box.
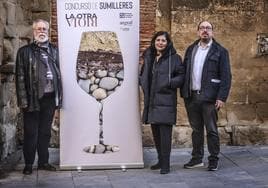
[76,31,124,154]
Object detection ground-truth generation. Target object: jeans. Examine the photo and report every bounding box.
[185,93,220,161]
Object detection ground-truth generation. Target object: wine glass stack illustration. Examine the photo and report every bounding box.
[76,31,124,154]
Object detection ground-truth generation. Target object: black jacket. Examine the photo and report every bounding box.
[140,44,185,125]
[181,39,232,102]
[15,42,63,112]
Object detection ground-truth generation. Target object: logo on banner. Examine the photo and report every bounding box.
[64,1,134,28]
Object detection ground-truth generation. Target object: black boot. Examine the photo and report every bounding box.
[159,124,172,174]
[150,162,161,170]
[151,125,162,170]
[38,163,56,171]
[160,156,170,174]
[150,155,162,170]
[160,168,170,174]
[23,164,33,175]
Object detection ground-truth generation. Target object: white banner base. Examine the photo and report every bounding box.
[60,163,144,170]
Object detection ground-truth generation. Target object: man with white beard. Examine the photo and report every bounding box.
[15,19,63,175]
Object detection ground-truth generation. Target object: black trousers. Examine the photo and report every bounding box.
[185,93,220,162]
[151,124,173,169]
[23,94,56,165]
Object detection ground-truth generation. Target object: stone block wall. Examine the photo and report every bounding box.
[141,0,268,147]
[157,0,268,147]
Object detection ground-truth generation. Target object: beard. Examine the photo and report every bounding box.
[200,32,211,44]
[34,33,49,43]
[200,37,210,43]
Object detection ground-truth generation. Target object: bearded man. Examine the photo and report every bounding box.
[181,21,232,171]
[15,19,62,175]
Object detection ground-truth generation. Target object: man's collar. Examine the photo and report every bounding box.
[198,39,213,49]
[34,40,49,48]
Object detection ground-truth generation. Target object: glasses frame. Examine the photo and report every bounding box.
[34,27,48,32]
[199,26,213,31]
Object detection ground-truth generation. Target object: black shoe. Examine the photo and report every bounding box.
[23,165,32,175]
[208,160,218,171]
[160,168,170,174]
[184,159,204,169]
[150,162,161,170]
[38,163,56,171]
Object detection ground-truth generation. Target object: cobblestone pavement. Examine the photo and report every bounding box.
[0,146,268,188]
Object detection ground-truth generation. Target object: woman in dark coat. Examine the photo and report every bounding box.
[140,31,185,174]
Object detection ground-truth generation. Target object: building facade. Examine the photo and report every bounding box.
[0,0,267,161]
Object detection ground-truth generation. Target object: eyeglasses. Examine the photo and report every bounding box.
[199,26,213,31]
[34,27,48,32]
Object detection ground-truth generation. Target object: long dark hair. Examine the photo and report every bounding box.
[150,31,172,56]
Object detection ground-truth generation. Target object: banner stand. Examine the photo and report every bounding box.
[57,0,143,170]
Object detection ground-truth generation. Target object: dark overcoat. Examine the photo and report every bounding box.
[15,42,63,112]
[140,44,185,125]
[180,39,232,102]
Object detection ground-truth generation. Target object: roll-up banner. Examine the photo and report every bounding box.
[57,0,143,169]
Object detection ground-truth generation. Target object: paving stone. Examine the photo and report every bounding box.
[1,146,268,188]
[111,180,148,188]
[37,171,72,180]
[145,173,182,184]
[0,171,23,183]
[37,177,74,188]
[177,168,213,178]
[247,146,268,157]
[73,174,109,186]
[221,182,265,188]
[72,170,108,177]
[107,170,146,182]
[75,185,112,188]
[0,182,36,188]
[149,182,189,188]
[183,179,225,188]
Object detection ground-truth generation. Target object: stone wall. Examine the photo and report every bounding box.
[0,0,51,160]
[151,0,268,147]
[0,0,267,162]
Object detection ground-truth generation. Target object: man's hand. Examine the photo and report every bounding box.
[215,100,224,110]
